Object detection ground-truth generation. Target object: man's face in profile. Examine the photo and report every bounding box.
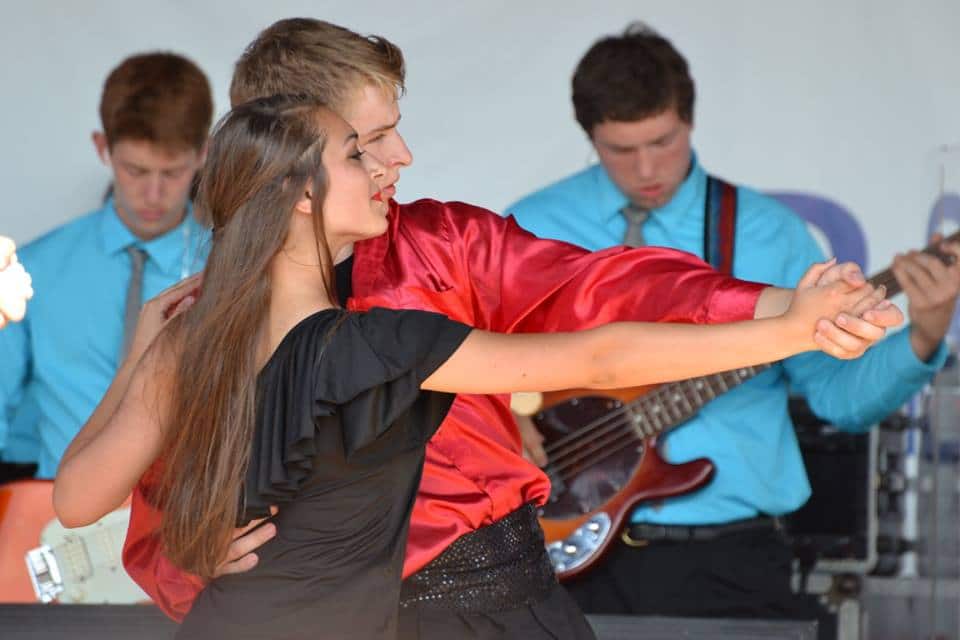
[341,84,412,200]
[591,108,693,210]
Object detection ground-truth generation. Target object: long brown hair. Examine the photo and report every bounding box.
[155,94,337,578]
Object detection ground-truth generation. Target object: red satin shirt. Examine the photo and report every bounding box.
[122,199,765,620]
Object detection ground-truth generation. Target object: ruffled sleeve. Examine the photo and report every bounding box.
[318,307,472,454]
[242,308,471,521]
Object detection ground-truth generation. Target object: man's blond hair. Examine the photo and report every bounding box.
[230,18,405,110]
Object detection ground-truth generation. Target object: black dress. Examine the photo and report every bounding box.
[176,307,471,640]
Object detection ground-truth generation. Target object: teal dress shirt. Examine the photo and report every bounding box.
[0,199,209,478]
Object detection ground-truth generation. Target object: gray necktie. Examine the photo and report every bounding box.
[122,246,147,357]
[621,204,650,248]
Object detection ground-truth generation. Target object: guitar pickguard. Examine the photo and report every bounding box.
[37,508,148,604]
[535,395,644,520]
[534,390,715,581]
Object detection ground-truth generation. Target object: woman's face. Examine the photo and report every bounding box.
[317,111,390,252]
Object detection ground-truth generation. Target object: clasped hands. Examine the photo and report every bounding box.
[797,259,902,360]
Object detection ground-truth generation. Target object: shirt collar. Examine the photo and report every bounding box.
[99,198,202,275]
[595,150,707,224]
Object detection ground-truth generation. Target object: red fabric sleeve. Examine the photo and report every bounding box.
[123,481,204,622]
[437,201,766,333]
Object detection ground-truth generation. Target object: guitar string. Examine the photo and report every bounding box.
[540,369,757,472]
[541,391,671,462]
[540,370,732,457]
[541,368,751,461]
[546,429,647,486]
[544,407,637,463]
[540,377,738,479]
[542,391,730,480]
[541,394,654,456]
[546,420,647,480]
[538,402,636,456]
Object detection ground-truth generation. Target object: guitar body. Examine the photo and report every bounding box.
[534,386,714,581]
[0,480,147,603]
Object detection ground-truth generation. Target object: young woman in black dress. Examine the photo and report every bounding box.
[53,95,890,639]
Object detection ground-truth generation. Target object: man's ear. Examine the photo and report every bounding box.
[91,131,111,167]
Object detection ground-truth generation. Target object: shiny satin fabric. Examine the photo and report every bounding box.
[121,199,765,621]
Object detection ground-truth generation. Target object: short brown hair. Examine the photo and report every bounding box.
[230,18,405,110]
[99,52,213,151]
[572,23,695,135]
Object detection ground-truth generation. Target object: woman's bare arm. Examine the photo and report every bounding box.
[54,348,170,527]
[424,263,896,395]
[53,276,198,527]
[423,317,789,395]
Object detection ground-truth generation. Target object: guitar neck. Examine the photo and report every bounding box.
[867,229,960,297]
[627,365,773,437]
[629,229,960,437]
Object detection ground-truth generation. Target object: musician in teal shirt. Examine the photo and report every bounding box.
[507,23,960,632]
[0,53,213,479]
[512,151,947,520]
[1,199,209,478]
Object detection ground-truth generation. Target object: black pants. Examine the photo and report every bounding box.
[397,581,596,640]
[396,503,595,639]
[565,526,836,640]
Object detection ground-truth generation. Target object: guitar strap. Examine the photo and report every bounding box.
[703,176,738,275]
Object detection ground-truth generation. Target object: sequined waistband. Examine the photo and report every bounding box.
[399,503,557,614]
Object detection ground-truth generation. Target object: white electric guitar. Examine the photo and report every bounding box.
[0,479,148,603]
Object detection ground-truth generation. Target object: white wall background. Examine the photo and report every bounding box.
[2,0,959,273]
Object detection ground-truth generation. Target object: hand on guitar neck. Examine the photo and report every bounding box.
[890,234,960,361]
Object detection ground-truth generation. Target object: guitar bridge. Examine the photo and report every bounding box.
[25,544,64,603]
[545,513,612,574]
